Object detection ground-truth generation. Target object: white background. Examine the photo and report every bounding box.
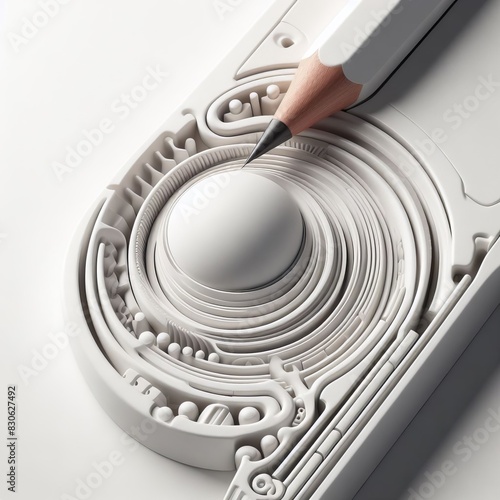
[1,1,500,499]
[0,1,269,499]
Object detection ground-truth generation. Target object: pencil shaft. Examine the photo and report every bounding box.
[275,53,362,136]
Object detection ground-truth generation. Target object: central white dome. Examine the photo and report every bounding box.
[166,170,304,291]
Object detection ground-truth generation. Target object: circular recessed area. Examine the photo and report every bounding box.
[273,33,295,49]
[278,35,294,48]
[166,170,304,292]
[73,108,451,472]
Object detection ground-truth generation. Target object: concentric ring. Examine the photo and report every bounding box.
[72,111,450,471]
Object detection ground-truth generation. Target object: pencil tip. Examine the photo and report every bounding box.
[243,119,292,167]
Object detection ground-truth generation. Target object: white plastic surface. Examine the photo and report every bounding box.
[66,0,500,492]
[236,0,351,78]
[360,0,500,206]
[27,0,499,499]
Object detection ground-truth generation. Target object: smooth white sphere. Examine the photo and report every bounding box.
[168,343,181,359]
[229,99,243,114]
[154,406,173,422]
[267,84,281,100]
[178,401,199,421]
[261,435,279,457]
[182,346,194,357]
[156,332,170,351]
[139,331,156,347]
[235,446,262,468]
[238,406,261,425]
[208,352,220,363]
[166,171,303,291]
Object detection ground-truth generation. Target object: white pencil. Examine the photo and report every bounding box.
[245,0,456,165]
